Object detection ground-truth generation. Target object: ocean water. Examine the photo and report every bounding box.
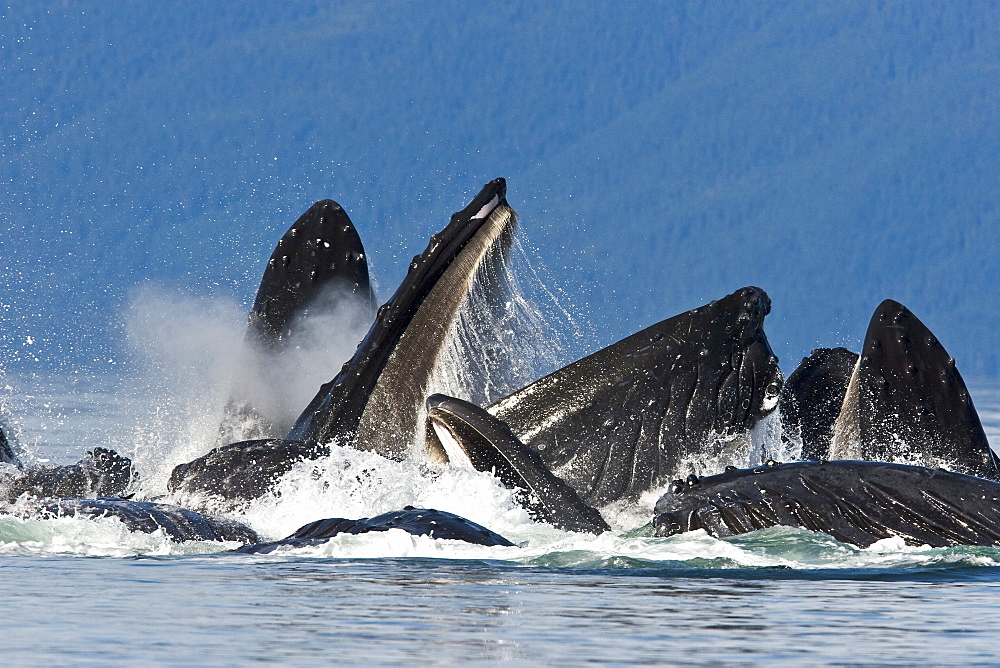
[2,374,1000,665]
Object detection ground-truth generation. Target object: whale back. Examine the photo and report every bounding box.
[26,498,260,544]
[235,507,514,553]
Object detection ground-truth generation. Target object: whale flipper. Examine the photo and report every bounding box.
[653,460,1000,548]
[425,394,610,534]
[288,178,516,458]
[235,507,514,553]
[830,300,997,479]
[18,497,260,543]
[487,287,783,507]
[779,347,858,461]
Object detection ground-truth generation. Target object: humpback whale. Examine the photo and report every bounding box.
[0,398,136,503]
[288,177,516,457]
[14,497,260,543]
[652,460,1000,548]
[652,298,1000,547]
[0,446,136,504]
[169,200,380,507]
[425,394,610,534]
[236,507,514,553]
[779,347,858,461]
[168,179,517,506]
[9,175,1000,555]
[486,287,783,507]
[167,438,327,507]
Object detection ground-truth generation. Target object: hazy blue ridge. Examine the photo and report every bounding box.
[1,1,998,379]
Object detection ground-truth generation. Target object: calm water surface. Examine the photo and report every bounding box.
[5,556,1000,664]
[4,555,1000,665]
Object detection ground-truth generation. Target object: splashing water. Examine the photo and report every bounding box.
[407,235,590,455]
[6,363,1000,593]
[2,237,1000,577]
[428,236,577,407]
[118,285,250,492]
[222,284,376,440]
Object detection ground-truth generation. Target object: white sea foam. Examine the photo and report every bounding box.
[0,512,236,557]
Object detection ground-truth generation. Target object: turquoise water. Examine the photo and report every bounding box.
[2,377,1000,664]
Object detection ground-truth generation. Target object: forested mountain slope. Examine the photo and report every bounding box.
[2,1,997,377]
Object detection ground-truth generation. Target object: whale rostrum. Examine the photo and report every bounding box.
[830,299,997,479]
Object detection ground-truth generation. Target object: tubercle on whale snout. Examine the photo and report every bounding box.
[736,286,771,324]
[705,286,771,337]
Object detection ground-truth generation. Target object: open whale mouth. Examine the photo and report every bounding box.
[425,393,506,469]
[425,395,478,468]
[287,178,517,457]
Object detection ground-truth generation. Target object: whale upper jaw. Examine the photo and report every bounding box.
[830,299,997,479]
[488,286,783,507]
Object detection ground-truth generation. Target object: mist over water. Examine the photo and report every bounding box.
[225,284,377,439]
